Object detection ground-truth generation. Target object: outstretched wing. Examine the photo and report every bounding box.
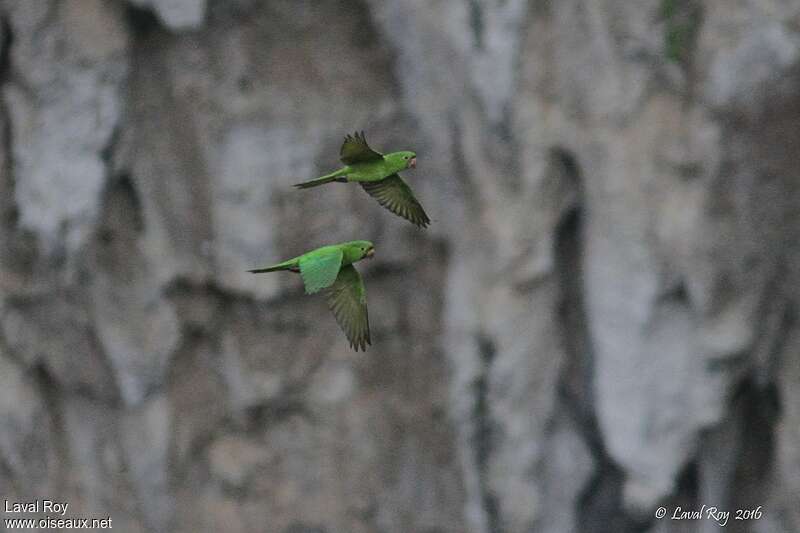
[298,247,344,294]
[325,264,370,351]
[340,131,383,165]
[361,174,431,228]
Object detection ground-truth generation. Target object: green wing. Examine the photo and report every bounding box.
[298,247,344,294]
[361,174,431,228]
[325,264,370,351]
[340,131,383,165]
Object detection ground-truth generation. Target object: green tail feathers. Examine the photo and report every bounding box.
[293,172,347,189]
[248,260,297,274]
[247,265,285,274]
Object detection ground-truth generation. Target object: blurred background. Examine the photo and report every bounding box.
[1,0,799,532]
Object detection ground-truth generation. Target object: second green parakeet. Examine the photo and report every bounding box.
[248,240,375,351]
[294,132,431,228]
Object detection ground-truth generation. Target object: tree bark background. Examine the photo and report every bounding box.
[1,1,799,532]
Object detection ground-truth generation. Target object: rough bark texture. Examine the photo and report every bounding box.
[1,1,799,532]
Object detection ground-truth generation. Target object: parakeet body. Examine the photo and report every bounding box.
[248,240,374,351]
[294,132,431,228]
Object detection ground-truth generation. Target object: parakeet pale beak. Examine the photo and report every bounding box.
[366,247,375,258]
[409,157,416,169]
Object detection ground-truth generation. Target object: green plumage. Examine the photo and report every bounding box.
[294,132,431,228]
[299,247,343,294]
[248,240,374,351]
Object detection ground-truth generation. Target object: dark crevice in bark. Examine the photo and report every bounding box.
[764,302,795,386]
[659,0,704,72]
[206,0,260,21]
[165,277,239,303]
[659,278,689,305]
[31,362,68,494]
[552,147,648,533]
[676,459,699,502]
[243,398,313,429]
[0,14,29,254]
[467,0,484,50]
[449,113,479,208]
[283,523,329,533]
[0,13,13,83]
[749,273,793,386]
[89,170,146,296]
[729,377,779,511]
[552,148,589,417]
[99,121,122,173]
[0,85,16,229]
[96,173,145,242]
[125,1,163,35]
[473,333,501,533]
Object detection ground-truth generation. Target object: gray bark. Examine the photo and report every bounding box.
[0,1,798,532]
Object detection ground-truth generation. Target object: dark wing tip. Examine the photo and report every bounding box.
[407,212,430,228]
[413,213,431,228]
[351,336,371,352]
[416,206,432,228]
[350,318,371,352]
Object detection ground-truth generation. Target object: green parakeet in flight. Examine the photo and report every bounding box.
[248,240,375,351]
[294,131,431,228]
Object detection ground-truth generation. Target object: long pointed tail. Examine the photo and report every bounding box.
[293,172,346,189]
[248,259,296,274]
[248,265,287,274]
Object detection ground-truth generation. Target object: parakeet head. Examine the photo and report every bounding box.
[386,151,417,171]
[344,240,375,262]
